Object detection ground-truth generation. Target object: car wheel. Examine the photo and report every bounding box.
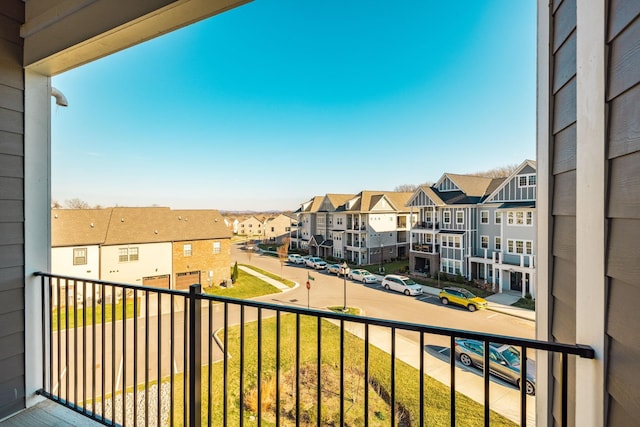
[467,304,477,312]
[525,380,535,396]
[404,290,410,296]
[384,284,390,290]
[441,297,449,305]
[459,353,473,367]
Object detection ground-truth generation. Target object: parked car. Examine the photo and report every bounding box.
[439,287,488,312]
[348,269,377,284]
[326,263,350,276]
[380,274,423,296]
[454,338,536,395]
[305,256,327,269]
[287,254,305,264]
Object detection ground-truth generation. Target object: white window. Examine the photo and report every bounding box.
[213,242,221,254]
[456,211,464,224]
[506,239,533,255]
[481,236,489,249]
[480,210,489,224]
[184,244,192,257]
[495,236,502,250]
[518,174,536,188]
[73,248,87,265]
[507,211,533,226]
[443,211,451,224]
[526,211,533,225]
[119,247,139,262]
[495,211,502,224]
[425,211,433,222]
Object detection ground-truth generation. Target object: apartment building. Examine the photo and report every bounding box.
[407,160,536,297]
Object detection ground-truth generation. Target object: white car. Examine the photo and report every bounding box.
[287,254,305,264]
[348,269,377,284]
[380,274,423,296]
[305,256,327,269]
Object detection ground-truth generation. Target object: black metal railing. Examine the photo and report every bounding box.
[35,272,594,427]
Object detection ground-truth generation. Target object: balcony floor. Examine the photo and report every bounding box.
[0,399,102,427]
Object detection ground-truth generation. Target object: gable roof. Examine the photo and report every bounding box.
[441,173,496,197]
[344,191,413,213]
[482,159,537,204]
[52,207,231,247]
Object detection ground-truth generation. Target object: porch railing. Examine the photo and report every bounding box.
[35,272,594,427]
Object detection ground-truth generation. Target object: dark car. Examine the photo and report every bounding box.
[454,338,536,395]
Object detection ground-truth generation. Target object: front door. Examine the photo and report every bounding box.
[510,271,523,291]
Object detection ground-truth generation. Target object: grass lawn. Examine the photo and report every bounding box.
[169,314,515,426]
[240,264,296,288]
[327,306,361,316]
[52,299,139,331]
[202,269,280,299]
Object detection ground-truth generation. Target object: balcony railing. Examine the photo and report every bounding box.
[35,272,594,427]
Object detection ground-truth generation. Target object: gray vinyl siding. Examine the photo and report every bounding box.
[487,166,537,203]
[605,2,640,425]
[549,0,577,425]
[0,0,25,420]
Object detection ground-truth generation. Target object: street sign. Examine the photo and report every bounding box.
[306,281,310,290]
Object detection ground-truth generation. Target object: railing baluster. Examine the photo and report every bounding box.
[239,305,245,427]
[391,327,396,427]
[101,282,105,421]
[91,281,96,416]
[82,280,87,413]
[364,324,369,427]
[484,340,490,425]
[295,313,300,427]
[339,319,344,427]
[145,290,149,425]
[57,278,61,403]
[133,289,138,425]
[420,332,424,427]
[170,294,175,427]
[316,316,321,426]
[122,293,127,426]
[224,302,229,425]
[450,335,456,427]
[275,311,280,426]
[158,292,162,427]
[208,300,213,427]
[561,352,568,427]
[257,307,262,427]
[183,296,188,426]
[520,345,527,427]
[111,284,116,425]
[70,279,75,406]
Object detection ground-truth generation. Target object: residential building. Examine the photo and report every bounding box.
[406,161,536,297]
[263,212,297,244]
[51,207,231,291]
[296,192,414,265]
[236,215,264,237]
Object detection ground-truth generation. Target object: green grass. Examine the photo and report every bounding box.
[168,314,515,426]
[512,298,535,310]
[327,306,361,315]
[202,269,280,299]
[240,264,296,288]
[52,299,139,331]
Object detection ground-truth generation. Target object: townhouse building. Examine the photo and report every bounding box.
[236,215,264,237]
[263,212,297,244]
[293,192,415,265]
[51,207,232,294]
[407,160,536,297]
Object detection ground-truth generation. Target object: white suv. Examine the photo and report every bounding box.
[380,275,423,296]
[305,256,327,269]
[288,254,304,264]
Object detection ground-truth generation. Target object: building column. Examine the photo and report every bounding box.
[575,0,606,425]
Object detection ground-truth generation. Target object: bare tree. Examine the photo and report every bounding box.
[64,198,90,209]
[51,200,62,209]
[470,164,519,178]
[277,237,291,278]
[394,184,417,192]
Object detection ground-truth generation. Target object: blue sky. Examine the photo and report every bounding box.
[51,0,536,211]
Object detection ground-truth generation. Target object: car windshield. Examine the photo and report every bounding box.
[499,346,521,365]
[460,289,476,298]
[362,271,372,276]
[403,279,416,285]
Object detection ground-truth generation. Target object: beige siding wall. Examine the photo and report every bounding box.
[101,242,172,286]
[0,0,25,419]
[605,2,640,425]
[549,0,577,424]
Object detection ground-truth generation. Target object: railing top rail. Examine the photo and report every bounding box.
[35,272,595,359]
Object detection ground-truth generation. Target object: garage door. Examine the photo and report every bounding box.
[176,271,201,290]
[142,274,170,289]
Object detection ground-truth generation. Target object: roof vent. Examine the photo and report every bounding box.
[154,230,158,234]
[54,214,58,219]
[178,216,182,220]
[121,218,124,222]
[90,223,94,228]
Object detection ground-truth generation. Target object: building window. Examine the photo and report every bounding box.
[495,211,502,224]
[481,236,489,249]
[507,239,533,255]
[518,174,536,188]
[443,211,451,224]
[213,242,221,254]
[119,247,139,262]
[456,211,464,224]
[526,211,533,225]
[507,211,532,226]
[184,244,192,257]
[73,248,87,265]
[495,237,502,250]
[480,211,489,224]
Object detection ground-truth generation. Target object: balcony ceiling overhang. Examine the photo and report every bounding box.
[22,0,252,76]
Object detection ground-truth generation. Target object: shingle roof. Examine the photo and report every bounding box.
[52,207,231,247]
[444,174,495,197]
[345,191,413,213]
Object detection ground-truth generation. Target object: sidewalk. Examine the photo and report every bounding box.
[419,285,535,322]
[237,265,298,291]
